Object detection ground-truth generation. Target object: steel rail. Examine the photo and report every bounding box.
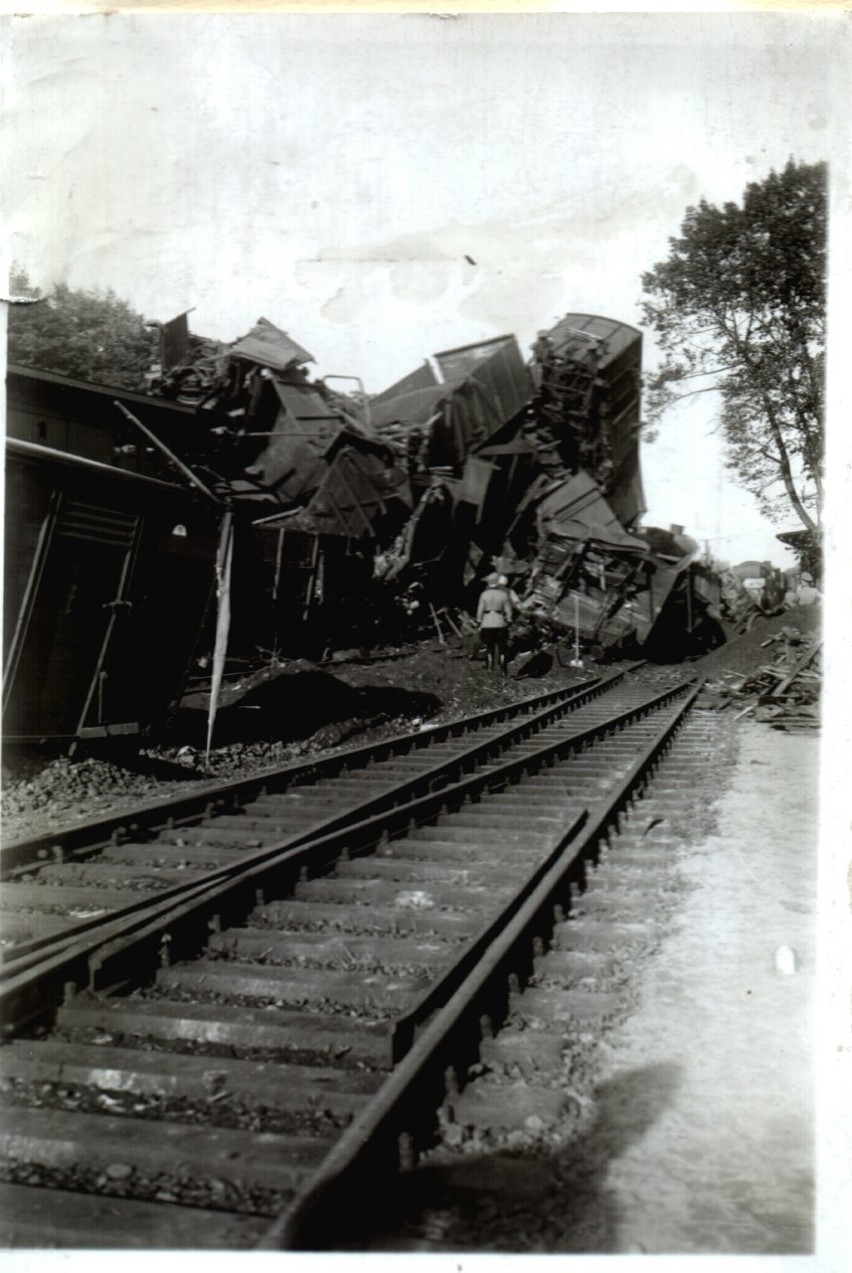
[1,676,688,1036]
[0,669,630,970]
[261,678,702,1250]
[1,673,621,879]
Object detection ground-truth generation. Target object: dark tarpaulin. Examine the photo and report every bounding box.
[244,379,370,501]
[242,432,330,503]
[230,318,314,373]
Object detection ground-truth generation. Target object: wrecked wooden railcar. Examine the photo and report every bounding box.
[515,470,653,653]
[5,363,216,480]
[501,476,721,658]
[367,334,536,594]
[369,315,644,559]
[4,303,724,732]
[2,437,222,747]
[3,364,233,748]
[3,328,400,750]
[367,316,720,657]
[371,333,530,474]
[241,443,414,656]
[529,313,645,527]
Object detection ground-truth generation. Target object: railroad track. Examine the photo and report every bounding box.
[0,672,703,1250]
[1,673,616,969]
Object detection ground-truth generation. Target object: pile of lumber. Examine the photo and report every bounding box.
[703,628,822,731]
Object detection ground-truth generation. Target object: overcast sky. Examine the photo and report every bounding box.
[3,11,844,565]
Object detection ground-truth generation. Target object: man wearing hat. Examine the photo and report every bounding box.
[476,572,513,673]
[793,572,821,606]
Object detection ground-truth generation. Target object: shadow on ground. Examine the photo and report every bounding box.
[169,669,442,747]
[361,1060,682,1253]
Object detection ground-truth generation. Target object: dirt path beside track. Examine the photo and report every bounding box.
[588,720,818,1254]
[370,717,821,1255]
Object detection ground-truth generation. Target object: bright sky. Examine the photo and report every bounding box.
[3,10,844,566]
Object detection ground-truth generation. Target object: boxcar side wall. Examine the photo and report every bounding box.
[3,441,221,744]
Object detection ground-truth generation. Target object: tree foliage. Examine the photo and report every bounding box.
[640,160,826,532]
[7,267,155,392]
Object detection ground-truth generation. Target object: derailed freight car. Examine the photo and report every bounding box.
[3,306,725,723]
[3,438,222,746]
[366,314,723,659]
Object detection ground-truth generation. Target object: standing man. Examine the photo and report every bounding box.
[476,572,513,674]
[792,572,821,606]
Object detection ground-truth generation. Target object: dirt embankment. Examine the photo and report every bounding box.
[0,608,820,845]
[0,642,589,842]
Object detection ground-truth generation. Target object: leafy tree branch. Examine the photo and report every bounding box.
[640,159,825,532]
[7,267,154,392]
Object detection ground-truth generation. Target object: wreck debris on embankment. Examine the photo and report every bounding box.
[151,312,727,668]
[4,308,742,755]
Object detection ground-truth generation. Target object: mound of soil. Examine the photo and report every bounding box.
[0,640,590,843]
[1,610,820,844]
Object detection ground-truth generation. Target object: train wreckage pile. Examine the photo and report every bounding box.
[704,628,822,732]
[144,311,724,667]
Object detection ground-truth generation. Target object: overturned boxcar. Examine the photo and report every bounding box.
[3,438,222,745]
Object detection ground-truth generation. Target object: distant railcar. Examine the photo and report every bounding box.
[3,438,221,746]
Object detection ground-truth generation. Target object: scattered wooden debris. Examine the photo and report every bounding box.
[702,628,821,731]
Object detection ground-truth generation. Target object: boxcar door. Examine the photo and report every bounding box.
[4,496,143,741]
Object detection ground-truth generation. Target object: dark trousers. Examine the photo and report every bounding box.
[480,627,508,672]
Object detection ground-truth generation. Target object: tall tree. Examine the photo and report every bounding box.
[640,160,826,532]
[7,267,155,391]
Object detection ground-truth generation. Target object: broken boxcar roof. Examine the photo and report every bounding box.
[370,385,450,431]
[432,334,519,385]
[544,313,641,366]
[251,443,411,538]
[229,317,314,373]
[535,471,648,555]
